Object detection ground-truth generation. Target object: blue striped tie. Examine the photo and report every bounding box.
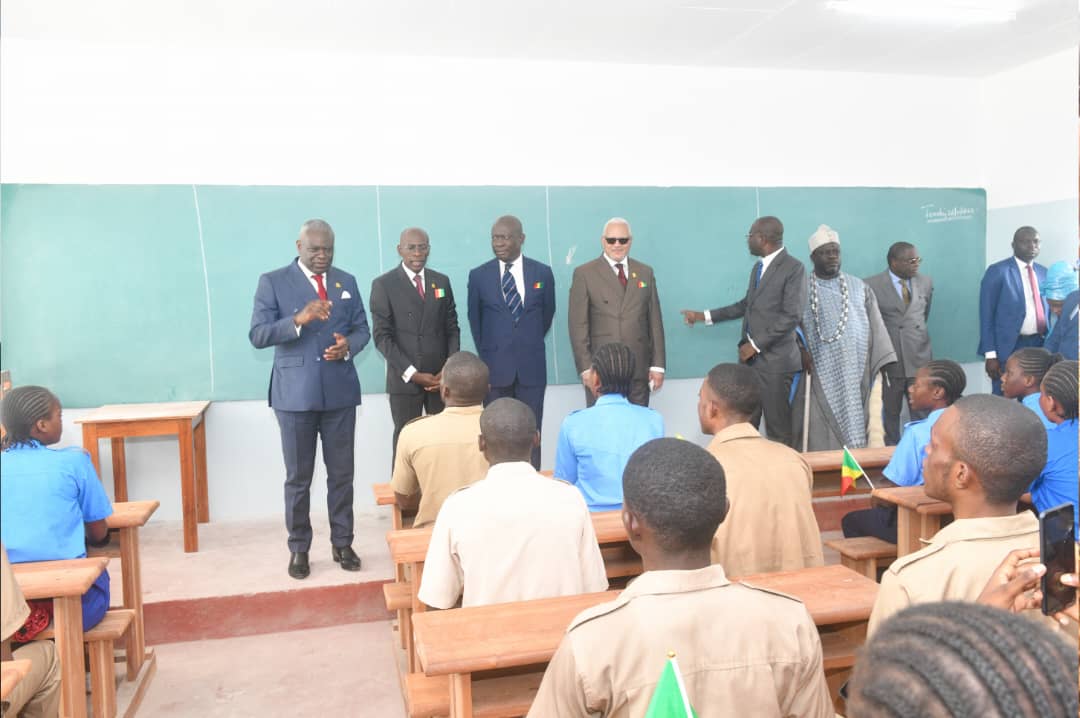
[753,261,763,289]
[502,263,522,322]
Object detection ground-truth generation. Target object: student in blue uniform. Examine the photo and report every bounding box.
[0,386,113,631]
[840,360,966,543]
[1000,346,1061,430]
[1028,360,1079,539]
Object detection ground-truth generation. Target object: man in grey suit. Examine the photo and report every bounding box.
[568,218,666,407]
[681,216,806,447]
[864,242,934,445]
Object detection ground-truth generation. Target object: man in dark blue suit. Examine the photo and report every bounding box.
[467,215,556,468]
[978,226,1048,395]
[250,219,371,579]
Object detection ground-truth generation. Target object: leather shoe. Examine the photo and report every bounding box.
[288,552,310,579]
[332,545,362,571]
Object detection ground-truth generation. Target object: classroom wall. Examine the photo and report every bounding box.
[1,38,1071,521]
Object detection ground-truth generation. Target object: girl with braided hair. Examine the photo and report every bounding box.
[0,386,113,630]
[1029,360,1079,539]
[1000,346,1063,430]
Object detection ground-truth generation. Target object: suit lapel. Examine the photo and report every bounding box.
[288,260,320,302]
[396,265,426,316]
[1007,260,1024,304]
[421,270,439,325]
[593,256,625,304]
[521,258,534,308]
[618,258,636,312]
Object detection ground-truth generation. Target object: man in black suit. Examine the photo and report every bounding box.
[370,227,461,462]
[681,216,806,447]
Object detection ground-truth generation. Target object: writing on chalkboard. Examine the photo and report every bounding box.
[921,204,976,224]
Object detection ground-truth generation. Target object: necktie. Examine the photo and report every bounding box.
[502,263,522,322]
[753,261,763,289]
[312,274,328,301]
[1027,264,1047,334]
[414,273,425,300]
[616,262,628,288]
[901,280,911,307]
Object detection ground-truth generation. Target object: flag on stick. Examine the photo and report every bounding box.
[840,446,875,496]
[645,653,697,717]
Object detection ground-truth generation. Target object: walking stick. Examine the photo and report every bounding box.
[801,371,811,453]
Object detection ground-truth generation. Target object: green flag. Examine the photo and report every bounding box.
[644,656,697,717]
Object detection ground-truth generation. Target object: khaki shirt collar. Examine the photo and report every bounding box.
[928,511,1037,547]
[707,422,761,450]
[622,564,731,600]
[441,405,483,416]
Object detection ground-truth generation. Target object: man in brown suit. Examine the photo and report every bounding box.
[568,218,666,407]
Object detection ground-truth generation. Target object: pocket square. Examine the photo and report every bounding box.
[341,290,352,299]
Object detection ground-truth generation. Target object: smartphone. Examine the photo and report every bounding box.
[1039,503,1076,616]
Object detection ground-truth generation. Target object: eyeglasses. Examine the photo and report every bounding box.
[604,237,631,245]
[905,257,923,266]
[491,234,520,242]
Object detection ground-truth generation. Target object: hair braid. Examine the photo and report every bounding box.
[591,343,636,398]
[922,359,966,405]
[1041,360,1078,420]
[1,385,57,450]
[1010,347,1063,385]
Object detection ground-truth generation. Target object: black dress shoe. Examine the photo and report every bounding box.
[332,545,362,571]
[288,552,310,579]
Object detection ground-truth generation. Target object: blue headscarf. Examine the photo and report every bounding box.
[1042,260,1079,301]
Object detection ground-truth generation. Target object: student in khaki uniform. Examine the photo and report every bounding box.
[698,363,823,575]
[1,543,60,718]
[391,351,491,527]
[868,394,1048,635]
[418,398,607,609]
[528,438,833,718]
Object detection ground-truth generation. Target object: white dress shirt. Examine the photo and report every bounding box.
[499,256,526,302]
[986,257,1040,360]
[294,258,327,337]
[888,270,911,301]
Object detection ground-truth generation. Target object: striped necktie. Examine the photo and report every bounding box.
[502,263,522,322]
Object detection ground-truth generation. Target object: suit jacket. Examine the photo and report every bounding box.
[370,264,460,395]
[249,259,370,412]
[864,270,933,378]
[978,257,1049,359]
[568,256,665,380]
[467,256,556,387]
[1044,290,1079,360]
[709,248,806,375]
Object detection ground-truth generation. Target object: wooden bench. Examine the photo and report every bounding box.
[871,486,952,556]
[39,609,135,718]
[0,659,32,701]
[824,537,897,580]
[404,671,543,718]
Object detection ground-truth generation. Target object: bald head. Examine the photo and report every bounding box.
[479,398,537,464]
[754,216,783,246]
[398,227,431,273]
[440,352,489,406]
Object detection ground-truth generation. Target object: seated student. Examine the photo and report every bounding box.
[528,438,833,718]
[847,602,1078,718]
[554,343,664,511]
[1029,360,1079,539]
[1,543,61,718]
[1000,346,1061,429]
[867,394,1046,635]
[842,360,966,543]
[1042,259,1079,358]
[698,363,823,575]
[0,386,113,631]
[390,351,490,528]
[418,398,606,608]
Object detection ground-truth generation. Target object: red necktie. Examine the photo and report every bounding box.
[414,274,425,299]
[1027,264,1047,334]
[616,263,628,288]
[312,274,328,301]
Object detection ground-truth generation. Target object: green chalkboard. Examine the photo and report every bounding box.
[0,184,985,407]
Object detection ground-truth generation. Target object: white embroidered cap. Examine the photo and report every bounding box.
[808,224,839,253]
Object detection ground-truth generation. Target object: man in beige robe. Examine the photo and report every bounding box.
[699,363,824,576]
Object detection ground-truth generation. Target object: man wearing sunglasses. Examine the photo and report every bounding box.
[864,242,935,445]
[568,218,666,407]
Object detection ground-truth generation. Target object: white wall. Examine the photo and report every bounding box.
[2,37,1070,521]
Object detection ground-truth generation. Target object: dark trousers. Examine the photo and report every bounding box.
[275,406,356,553]
[751,366,794,448]
[487,380,546,469]
[992,334,1045,395]
[584,378,650,409]
[389,390,445,465]
[842,506,898,544]
[882,375,928,446]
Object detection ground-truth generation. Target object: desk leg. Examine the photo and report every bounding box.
[53,595,87,718]
[82,424,101,479]
[896,508,921,557]
[449,673,473,718]
[406,560,426,673]
[111,437,129,502]
[120,526,146,680]
[178,420,199,553]
[919,514,943,544]
[194,417,210,524]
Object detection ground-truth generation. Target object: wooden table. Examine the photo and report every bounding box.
[412,564,877,717]
[0,659,32,701]
[77,401,210,552]
[12,557,110,718]
[803,446,894,497]
[102,500,159,680]
[871,486,952,556]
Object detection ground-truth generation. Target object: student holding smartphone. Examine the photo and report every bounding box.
[1028,360,1079,540]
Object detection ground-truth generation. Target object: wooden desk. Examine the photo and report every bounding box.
[13,557,110,718]
[871,486,952,556]
[803,446,893,497]
[102,500,159,680]
[77,401,210,552]
[0,659,32,701]
[412,564,877,717]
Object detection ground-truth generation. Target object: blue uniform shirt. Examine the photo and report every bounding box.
[554,394,664,511]
[1030,418,1079,540]
[1021,392,1056,431]
[1,441,114,562]
[882,408,945,487]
